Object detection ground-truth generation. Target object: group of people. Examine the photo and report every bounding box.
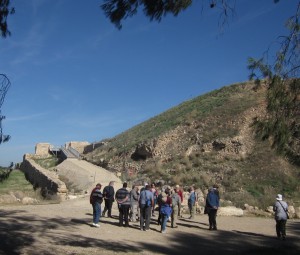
[90,181,219,233]
[90,181,185,233]
[90,181,289,239]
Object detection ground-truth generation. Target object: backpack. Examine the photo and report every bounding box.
[141,190,151,207]
[145,197,151,207]
[160,204,172,217]
[188,191,197,205]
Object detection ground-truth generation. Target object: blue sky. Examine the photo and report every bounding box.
[0,0,297,166]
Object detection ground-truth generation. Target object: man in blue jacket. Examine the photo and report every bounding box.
[206,184,220,230]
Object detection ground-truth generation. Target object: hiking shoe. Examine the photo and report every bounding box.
[93,223,100,228]
[161,230,166,234]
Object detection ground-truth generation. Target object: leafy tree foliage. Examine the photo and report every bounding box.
[0,0,14,38]
[102,0,192,29]
[248,3,300,165]
[101,0,238,29]
[0,74,11,144]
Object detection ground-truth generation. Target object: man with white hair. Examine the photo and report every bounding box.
[102,181,115,218]
[273,194,289,240]
[139,184,154,231]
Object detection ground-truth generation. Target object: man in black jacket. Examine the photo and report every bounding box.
[102,181,115,218]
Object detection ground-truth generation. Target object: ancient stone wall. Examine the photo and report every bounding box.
[65,141,90,154]
[20,154,67,201]
[35,143,51,156]
[83,141,106,154]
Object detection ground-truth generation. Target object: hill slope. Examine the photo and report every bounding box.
[84,81,300,208]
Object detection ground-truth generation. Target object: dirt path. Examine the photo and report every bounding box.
[1,196,299,255]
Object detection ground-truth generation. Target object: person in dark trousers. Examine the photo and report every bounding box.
[90,183,103,228]
[273,194,289,240]
[115,182,131,227]
[102,181,115,218]
[206,185,220,230]
[139,184,154,231]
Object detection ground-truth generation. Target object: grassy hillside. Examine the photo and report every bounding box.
[85,81,300,208]
[0,169,36,197]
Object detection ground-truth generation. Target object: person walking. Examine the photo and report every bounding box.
[160,188,172,234]
[205,185,220,230]
[171,186,181,228]
[130,185,139,222]
[273,194,289,240]
[115,182,131,227]
[90,183,103,228]
[102,181,115,218]
[139,184,154,231]
[188,186,197,219]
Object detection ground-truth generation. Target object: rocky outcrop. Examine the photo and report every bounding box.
[131,143,154,160]
[20,154,67,200]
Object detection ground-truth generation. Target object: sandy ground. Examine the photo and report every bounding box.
[0,196,299,255]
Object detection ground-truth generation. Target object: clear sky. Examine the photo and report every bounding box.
[0,0,297,166]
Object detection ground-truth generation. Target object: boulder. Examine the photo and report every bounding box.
[13,191,26,200]
[67,195,78,200]
[22,197,38,205]
[218,206,243,216]
[266,206,274,213]
[244,204,255,211]
[295,207,300,219]
[0,194,17,204]
[288,205,295,218]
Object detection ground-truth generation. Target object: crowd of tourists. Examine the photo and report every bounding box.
[90,180,220,233]
[90,181,289,239]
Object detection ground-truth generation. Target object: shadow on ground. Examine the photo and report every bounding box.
[0,209,299,255]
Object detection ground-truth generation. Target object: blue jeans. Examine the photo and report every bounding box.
[93,202,101,224]
[161,213,169,232]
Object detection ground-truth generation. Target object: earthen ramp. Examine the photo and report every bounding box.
[56,158,122,193]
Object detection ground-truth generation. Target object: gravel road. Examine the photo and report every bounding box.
[1,195,299,255]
